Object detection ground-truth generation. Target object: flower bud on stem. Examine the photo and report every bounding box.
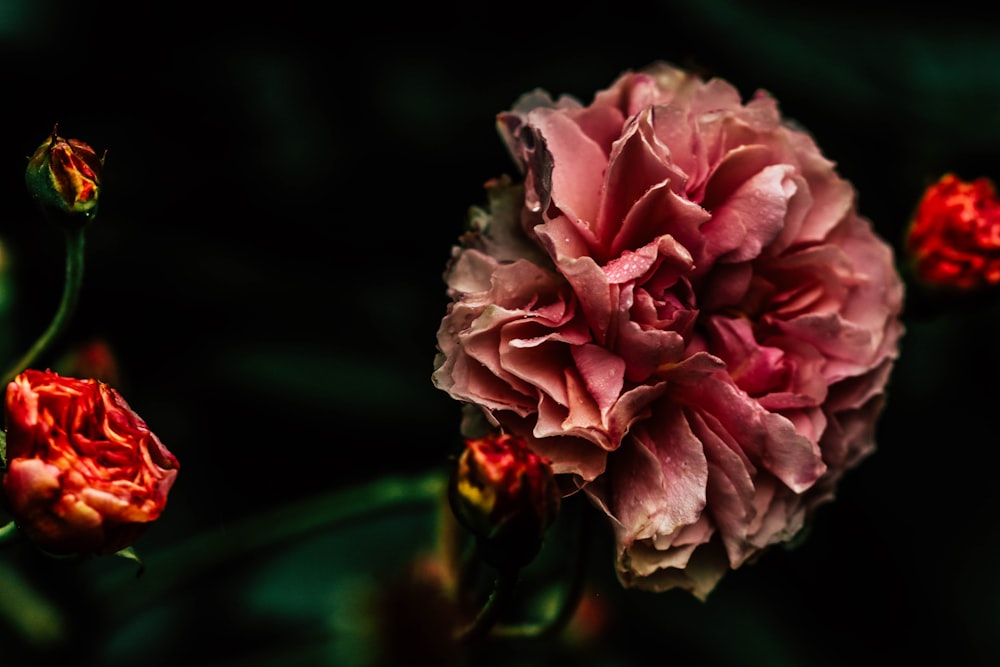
[3,126,103,384]
[1,226,86,385]
[447,432,562,643]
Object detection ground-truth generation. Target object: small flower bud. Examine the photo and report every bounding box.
[905,173,1000,291]
[448,432,560,570]
[24,125,104,226]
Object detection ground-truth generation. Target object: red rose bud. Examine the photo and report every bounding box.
[448,432,560,570]
[1,369,178,556]
[25,125,104,225]
[905,173,1000,290]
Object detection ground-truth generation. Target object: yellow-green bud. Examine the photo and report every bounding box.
[25,124,104,226]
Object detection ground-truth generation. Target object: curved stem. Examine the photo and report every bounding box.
[1,226,86,384]
[493,495,592,640]
[454,567,520,644]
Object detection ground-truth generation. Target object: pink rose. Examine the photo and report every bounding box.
[433,62,905,598]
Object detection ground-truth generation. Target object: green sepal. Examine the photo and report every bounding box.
[115,546,145,578]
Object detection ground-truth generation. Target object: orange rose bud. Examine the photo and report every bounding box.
[25,124,104,225]
[448,432,560,570]
[905,173,1000,290]
[1,369,178,556]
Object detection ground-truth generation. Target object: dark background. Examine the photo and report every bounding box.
[0,1,998,665]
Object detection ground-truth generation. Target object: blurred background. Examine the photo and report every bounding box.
[0,0,998,665]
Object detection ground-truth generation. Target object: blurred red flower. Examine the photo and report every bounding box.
[906,173,1000,290]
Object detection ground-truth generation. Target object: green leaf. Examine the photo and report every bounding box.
[0,520,19,545]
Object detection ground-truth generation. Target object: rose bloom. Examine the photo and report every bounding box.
[433,62,905,598]
[905,173,1000,290]
[1,369,179,556]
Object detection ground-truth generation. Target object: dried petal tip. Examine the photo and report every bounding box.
[905,173,1000,291]
[25,124,104,226]
[448,432,560,570]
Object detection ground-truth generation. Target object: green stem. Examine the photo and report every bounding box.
[1,226,86,384]
[493,498,591,640]
[454,567,520,644]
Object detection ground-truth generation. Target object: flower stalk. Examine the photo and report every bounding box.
[492,495,591,640]
[1,226,86,386]
[454,566,520,644]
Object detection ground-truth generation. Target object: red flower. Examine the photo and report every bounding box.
[449,432,560,569]
[1,369,178,555]
[906,173,1000,290]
